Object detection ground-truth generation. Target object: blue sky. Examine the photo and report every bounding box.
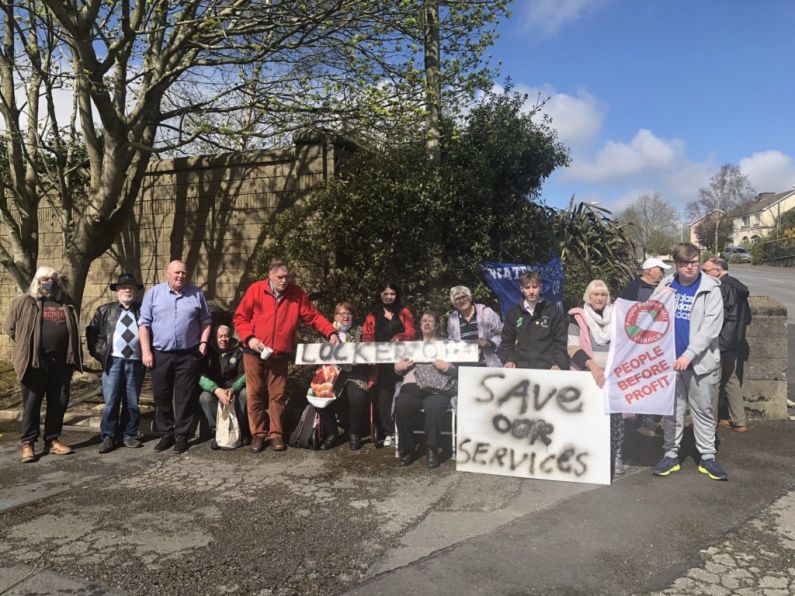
[492,0,795,217]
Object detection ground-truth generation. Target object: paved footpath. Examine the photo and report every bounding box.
[0,419,793,595]
[650,490,795,596]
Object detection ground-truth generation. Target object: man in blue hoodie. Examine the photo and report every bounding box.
[653,243,727,481]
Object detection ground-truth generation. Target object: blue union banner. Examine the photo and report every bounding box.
[480,258,564,319]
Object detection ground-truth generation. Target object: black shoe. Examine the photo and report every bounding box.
[319,434,338,450]
[427,447,440,469]
[154,436,175,452]
[209,439,220,451]
[174,438,189,453]
[349,434,362,451]
[98,437,115,454]
[399,451,414,467]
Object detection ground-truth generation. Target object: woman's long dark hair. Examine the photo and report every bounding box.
[374,281,402,313]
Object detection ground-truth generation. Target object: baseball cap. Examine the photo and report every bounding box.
[641,257,672,270]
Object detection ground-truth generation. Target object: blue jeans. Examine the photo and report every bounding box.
[101,357,145,441]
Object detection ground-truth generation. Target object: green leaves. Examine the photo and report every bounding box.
[252,88,636,319]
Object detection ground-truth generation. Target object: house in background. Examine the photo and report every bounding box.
[729,189,795,245]
[688,209,724,250]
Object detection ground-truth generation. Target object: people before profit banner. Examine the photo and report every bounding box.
[603,291,677,415]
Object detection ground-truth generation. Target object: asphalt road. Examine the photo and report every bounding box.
[0,263,791,595]
[730,264,795,324]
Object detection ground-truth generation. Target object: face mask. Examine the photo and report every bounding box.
[336,322,352,332]
[41,281,57,294]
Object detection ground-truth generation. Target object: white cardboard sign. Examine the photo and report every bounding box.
[456,367,611,485]
[294,340,479,365]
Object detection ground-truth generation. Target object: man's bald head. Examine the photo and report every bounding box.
[166,260,188,291]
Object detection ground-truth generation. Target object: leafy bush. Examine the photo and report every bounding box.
[251,90,637,321]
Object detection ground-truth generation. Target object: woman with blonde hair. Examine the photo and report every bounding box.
[4,266,82,463]
[567,279,625,475]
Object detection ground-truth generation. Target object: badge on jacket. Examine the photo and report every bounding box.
[536,316,550,328]
[516,317,524,328]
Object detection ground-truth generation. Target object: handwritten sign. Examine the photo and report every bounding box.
[456,367,611,485]
[603,293,676,415]
[294,341,479,365]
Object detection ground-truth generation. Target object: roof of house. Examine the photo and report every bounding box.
[728,190,795,217]
[689,208,724,226]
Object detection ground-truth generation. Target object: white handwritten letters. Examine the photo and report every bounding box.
[294,341,479,365]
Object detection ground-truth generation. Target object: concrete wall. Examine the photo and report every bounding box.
[742,296,788,419]
[0,134,353,359]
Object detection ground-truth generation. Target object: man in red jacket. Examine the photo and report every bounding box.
[234,260,339,452]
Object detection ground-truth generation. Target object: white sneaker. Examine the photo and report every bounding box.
[382,435,393,447]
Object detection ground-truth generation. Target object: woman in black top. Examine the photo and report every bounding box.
[362,282,416,446]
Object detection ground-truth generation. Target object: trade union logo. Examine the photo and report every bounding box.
[624,300,670,344]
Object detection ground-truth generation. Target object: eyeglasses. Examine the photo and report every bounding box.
[336,311,352,318]
[675,259,700,267]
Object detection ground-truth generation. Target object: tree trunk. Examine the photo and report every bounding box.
[424,0,441,164]
[61,251,92,320]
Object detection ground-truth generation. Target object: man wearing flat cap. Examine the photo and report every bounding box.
[86,273,146,453]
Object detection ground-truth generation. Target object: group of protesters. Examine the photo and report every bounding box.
[4,241,750,480]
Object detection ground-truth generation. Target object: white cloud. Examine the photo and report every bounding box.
[520,85,605,149]
[530,86,795,213]
[488,83,605,149]
[739,150,795,193]
[519,0,611,37]
[565,129,684,184]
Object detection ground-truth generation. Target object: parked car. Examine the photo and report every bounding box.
[722,245,752,263]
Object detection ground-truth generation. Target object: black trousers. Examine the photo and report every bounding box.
[375,363,398,437]
[20,363,73,444]
[394,382,451,453]
[316,383,370,437]
[151,349,201,440]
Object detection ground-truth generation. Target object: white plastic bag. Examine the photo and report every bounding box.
[215,401,241,449]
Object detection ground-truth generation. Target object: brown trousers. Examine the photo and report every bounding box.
[243,353,289,438]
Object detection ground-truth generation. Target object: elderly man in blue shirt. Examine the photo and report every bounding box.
[139,260,212,453]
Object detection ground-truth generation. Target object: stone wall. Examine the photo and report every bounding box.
[742,296,788,419]
[0,134,354,360]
